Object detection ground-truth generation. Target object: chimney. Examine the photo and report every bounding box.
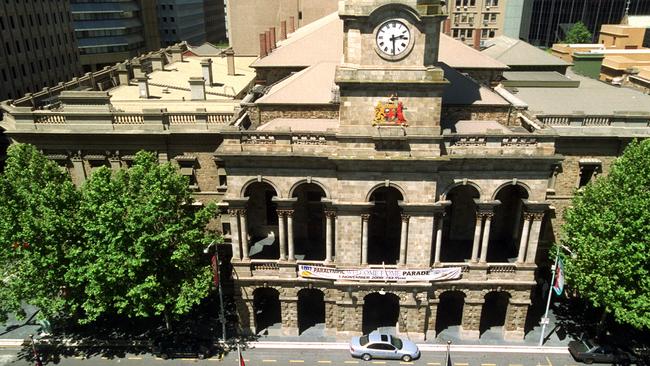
[259,33,268,57]
[201,58,213,86]
[117,63,130,85]
[265,29,272,54]
[150,53,164,71]
[270,27,277,50]
[170,45,184,63]
[137,76,150,99]
[289,16,295,33]
[189,77,206,100]
[443,19,452,35]
[473,29,481,50]
[131,59,143,78]
[280,20,287,40]
[225,49,236,76]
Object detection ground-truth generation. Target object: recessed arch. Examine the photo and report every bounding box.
[240,177,283,199]
[435,291,466,336]
[365,182,408,203]
[439,180,483,201]
[489,184,530,262]
[253,287,281,335]
[368,186,404,265]
[362,292,400,334]
[288,179,331,199]
[297,288,325,335]
[441,184,481,262]
[291,183,327,261]
[490,180,532,201]
[244,182,280,259]
[479,291,511,337]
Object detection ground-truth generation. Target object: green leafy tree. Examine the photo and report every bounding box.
[561,139,650,329]
[563,21,593,44]
[66,151,217,328]
[0,144,81,322]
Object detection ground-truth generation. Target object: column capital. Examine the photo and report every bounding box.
[478,211,494,220]
[400,214,411,222]
[228,208,240,216]
[523,212,536,221]
[277,209,293,217]
[324,210,337,219]
[531,212,545,221]
[361,213,371,221]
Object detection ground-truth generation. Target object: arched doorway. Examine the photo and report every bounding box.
[292,184,326,260]
[244,182,278,259]
[368,187,403,265]
[362,292,400,334]
[298,288,325,335]
[479,291,510,337]
[253,288,281,335]
[435,291,465,336]
[441,185,480,262]
[490,185,529,262]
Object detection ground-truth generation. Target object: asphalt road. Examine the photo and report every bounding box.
[0,345,583,366]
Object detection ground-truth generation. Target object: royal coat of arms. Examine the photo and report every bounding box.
[373,94,407,125]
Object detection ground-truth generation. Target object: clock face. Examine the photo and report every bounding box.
[376,20,412,58]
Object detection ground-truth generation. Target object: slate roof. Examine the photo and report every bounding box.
[481,36,571,67]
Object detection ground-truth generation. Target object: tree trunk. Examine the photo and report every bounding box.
[597,306,609,339]
[163,310,172,331]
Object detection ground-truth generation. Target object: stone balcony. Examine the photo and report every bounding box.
[232,259,536,284]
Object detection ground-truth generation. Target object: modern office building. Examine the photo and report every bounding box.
[0,1,81,101]
[526,0,650,47]
[71,0,161,72]
[158,0,227,46]
[2,0,650,342]
[445,0,510,48]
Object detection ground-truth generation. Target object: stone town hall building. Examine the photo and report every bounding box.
[2,0,650,341]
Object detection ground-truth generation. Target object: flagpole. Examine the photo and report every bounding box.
[538,246,559,346]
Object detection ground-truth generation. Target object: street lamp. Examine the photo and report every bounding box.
[204,241,227,343]
[539,244,575,346]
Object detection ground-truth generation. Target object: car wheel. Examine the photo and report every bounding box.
[362,354,372,361]
[160,353,169,360]
[402,355,412,362]
[584,358,594,364]
[198,353,206,360]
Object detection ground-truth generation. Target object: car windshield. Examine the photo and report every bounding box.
[390,336,403,349]
[359,335,369,346]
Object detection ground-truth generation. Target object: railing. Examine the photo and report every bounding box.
[501,137,537,146]
[250,261,279,272]
[113,114,144,124]
[168,113,196,124]
[34,113,66,124]
[207,113,231,124]
[487,264,517,273]
[241,134,276,144]
[453,136,486,146]
[539,114,650,127]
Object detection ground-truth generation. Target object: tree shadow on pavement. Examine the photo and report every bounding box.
[17,292,259,364]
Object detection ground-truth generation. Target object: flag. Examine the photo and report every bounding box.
[211,254,220,287]
[238,343,246,366]
[553,257,565,296]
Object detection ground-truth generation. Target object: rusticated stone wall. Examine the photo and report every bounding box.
[248,105,339,127]
[441,105,514,126]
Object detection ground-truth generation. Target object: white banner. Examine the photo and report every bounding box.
[298,265,462,282]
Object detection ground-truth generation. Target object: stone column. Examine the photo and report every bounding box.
[504,298,529,340]
[325,300,338,335]
[280,293,299,336]
[71,155,86,185]
[287,210,295,261]
[324,210,336,263]
[240,209,250,260]
[277,210,287,261]
[399,214,410,266]
[361,214,370,265]
[434,214,444,264]
[471,213,484,262]
[525,212,545,264]
[234,293,255,336]
[517,213,533,263]
[460,300,483,340]
[479,213,493,263]
[229,209,241,260]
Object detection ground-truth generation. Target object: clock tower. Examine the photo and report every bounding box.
[336,0,448,134]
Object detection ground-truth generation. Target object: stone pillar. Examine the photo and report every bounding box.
[361,214,370,265]
[460,298,483,339]
[277,210,287,261]
[287,210,295,261]
[504,297,530,340]
[525,213,545,264]
[434,214,444,264]
[235,293,255,336]
[240,209,250,260]
[426,298,439,340]
[471,214,484,262]
[517,213,533,263]
[512,201,523,242]
[325,300,337,335]
[399,214,410,266]
[229,209,241,260]
[479,213,493,263]
[325,210,335,263]
[71,155,86,185]
[280,292,299,336]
